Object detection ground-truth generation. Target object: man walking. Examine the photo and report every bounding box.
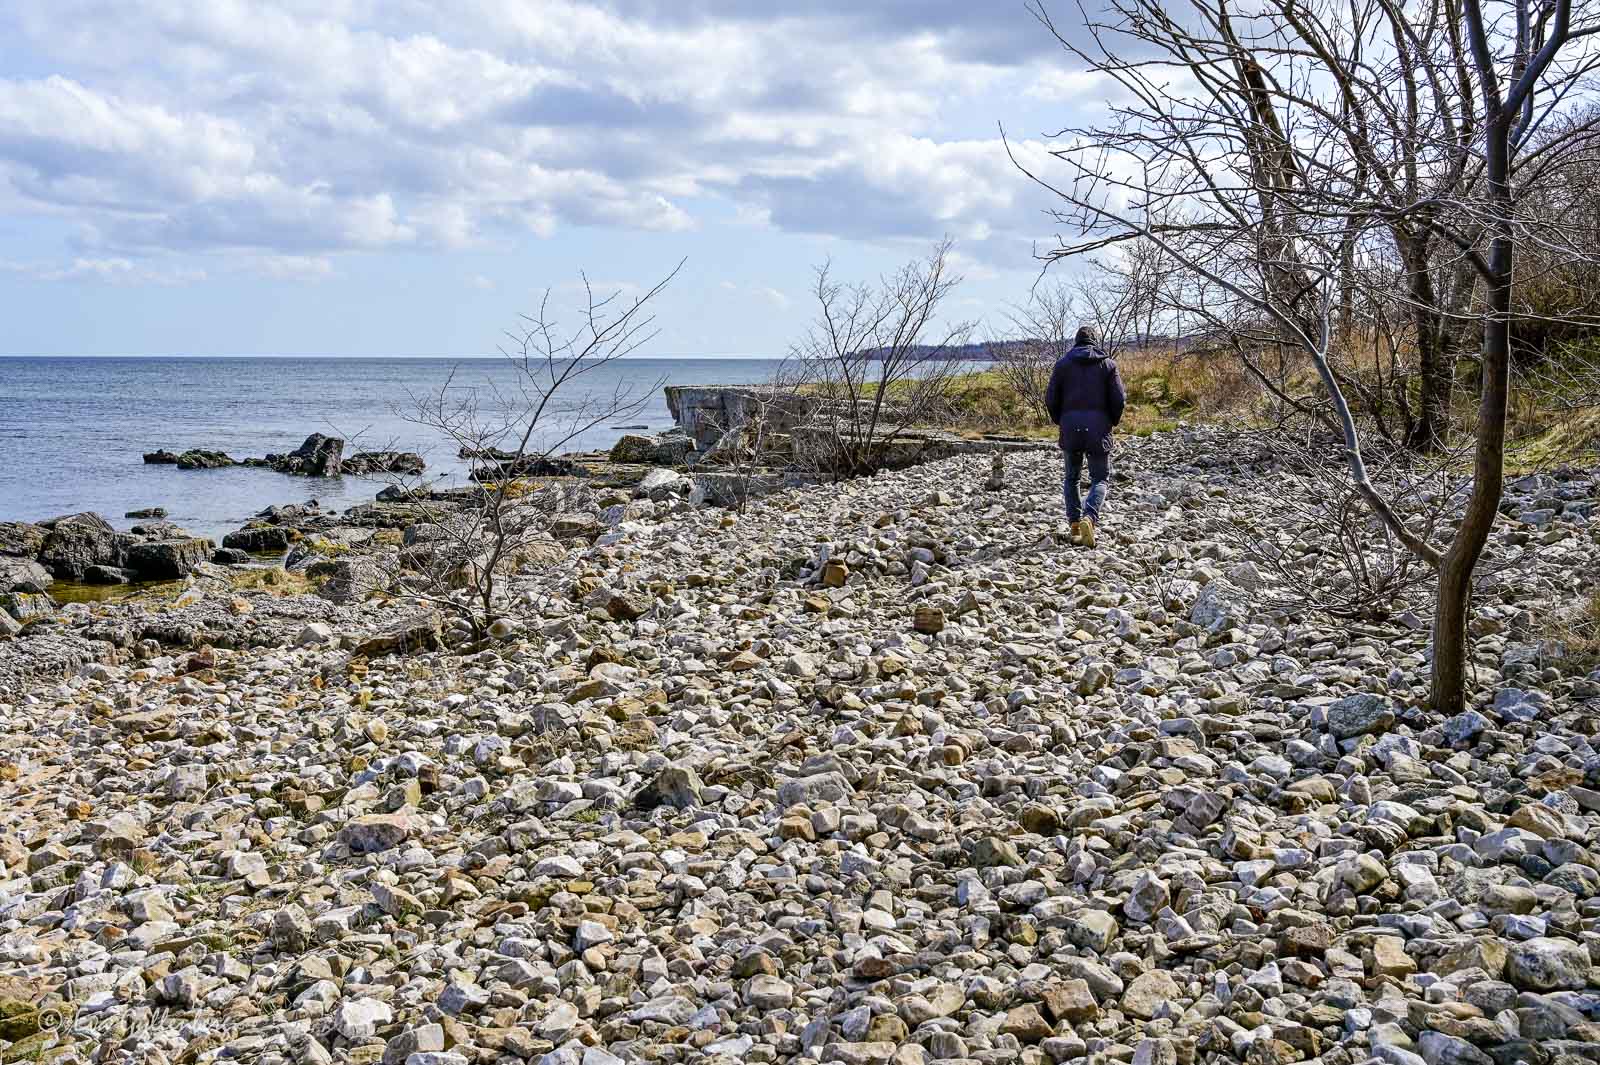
[1045,325,1126,547]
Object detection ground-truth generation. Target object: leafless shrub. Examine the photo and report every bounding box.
[790,239,975,479]
[1224,438,1451,620]
[376,264,682,636]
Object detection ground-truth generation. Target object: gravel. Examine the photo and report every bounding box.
[3,430,1600,1065]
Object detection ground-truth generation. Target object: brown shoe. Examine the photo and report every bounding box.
[1070,519,1087,545]
[1080,518,1097,548]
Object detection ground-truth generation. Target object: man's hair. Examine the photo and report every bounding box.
[1073,325,1100,348]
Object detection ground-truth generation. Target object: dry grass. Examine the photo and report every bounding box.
[1547,587,1600,672]
[228,567,316,596]
[936,347,1261,438]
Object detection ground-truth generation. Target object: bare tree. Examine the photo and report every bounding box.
[792,239,976,479]
[380,264,682,637]
[1014,0,1600,712]
[992,280,1076,421]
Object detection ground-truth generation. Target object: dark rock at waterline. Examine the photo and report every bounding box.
[84,564,133,585]
[0,557,52,594]
[129,520,191,539]
[146,435,418,478]
[222,526,294,553]
[255,501,323,523]
[343,450,425,476]
[177,448,236,470]
[38,513,120,581]
[0,521,47,558]
[124,537,212,579]
[211,547,251,566]
[268,433,343,476]
[125,507,168,519]
[467,455,581,480]
[376,484,414,503]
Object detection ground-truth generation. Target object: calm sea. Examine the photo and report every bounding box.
[0,356,781,542]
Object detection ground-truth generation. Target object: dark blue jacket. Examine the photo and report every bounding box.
[1045,345,1126,453]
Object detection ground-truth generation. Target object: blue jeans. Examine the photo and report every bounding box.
[1064,448,1110,523]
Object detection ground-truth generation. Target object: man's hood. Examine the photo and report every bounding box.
[1067,344,1110,362]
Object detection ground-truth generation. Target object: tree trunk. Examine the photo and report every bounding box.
[1405,280,1455,454]
[1430,116,1513,714]
[1430,551,1473,715]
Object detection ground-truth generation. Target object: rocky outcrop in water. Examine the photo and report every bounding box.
[145,435,426,478]
[342,450,426,476]
[264,432,343,476]
[461,447,580,481]
[36,512,120,581]
[123,537,212,579]
[221,525,295,553]
[1,512,217,590]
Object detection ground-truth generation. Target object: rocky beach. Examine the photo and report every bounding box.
[2,429,1599,1065]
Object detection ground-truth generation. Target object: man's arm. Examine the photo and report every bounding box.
[1045,359,1065,426]
[1105,360,1126,426]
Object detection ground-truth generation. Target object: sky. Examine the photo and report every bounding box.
[0,1,1106,356]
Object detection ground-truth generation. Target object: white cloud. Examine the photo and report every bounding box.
[254,254,335,281]
[1023,69,1110,102]
[718,280,790,309]
[1,256,206,284]
[740,133,1060,264]
[0,1,1105,277]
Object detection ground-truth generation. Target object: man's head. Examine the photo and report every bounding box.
[1073,325,1100,348]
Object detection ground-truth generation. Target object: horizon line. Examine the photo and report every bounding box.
[0,352,786,360]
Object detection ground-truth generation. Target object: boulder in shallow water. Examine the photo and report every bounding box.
[211,547,251,566]
[272,433,344,476]
[84,564,132,585]
[222,526,294,553]
[142,450,178,464]
[175,449,235,470]
[128,520,189,538]
[125,538,212,580]
[125,507,167,519]
[38,513,120,580]
[343,451,425,476]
